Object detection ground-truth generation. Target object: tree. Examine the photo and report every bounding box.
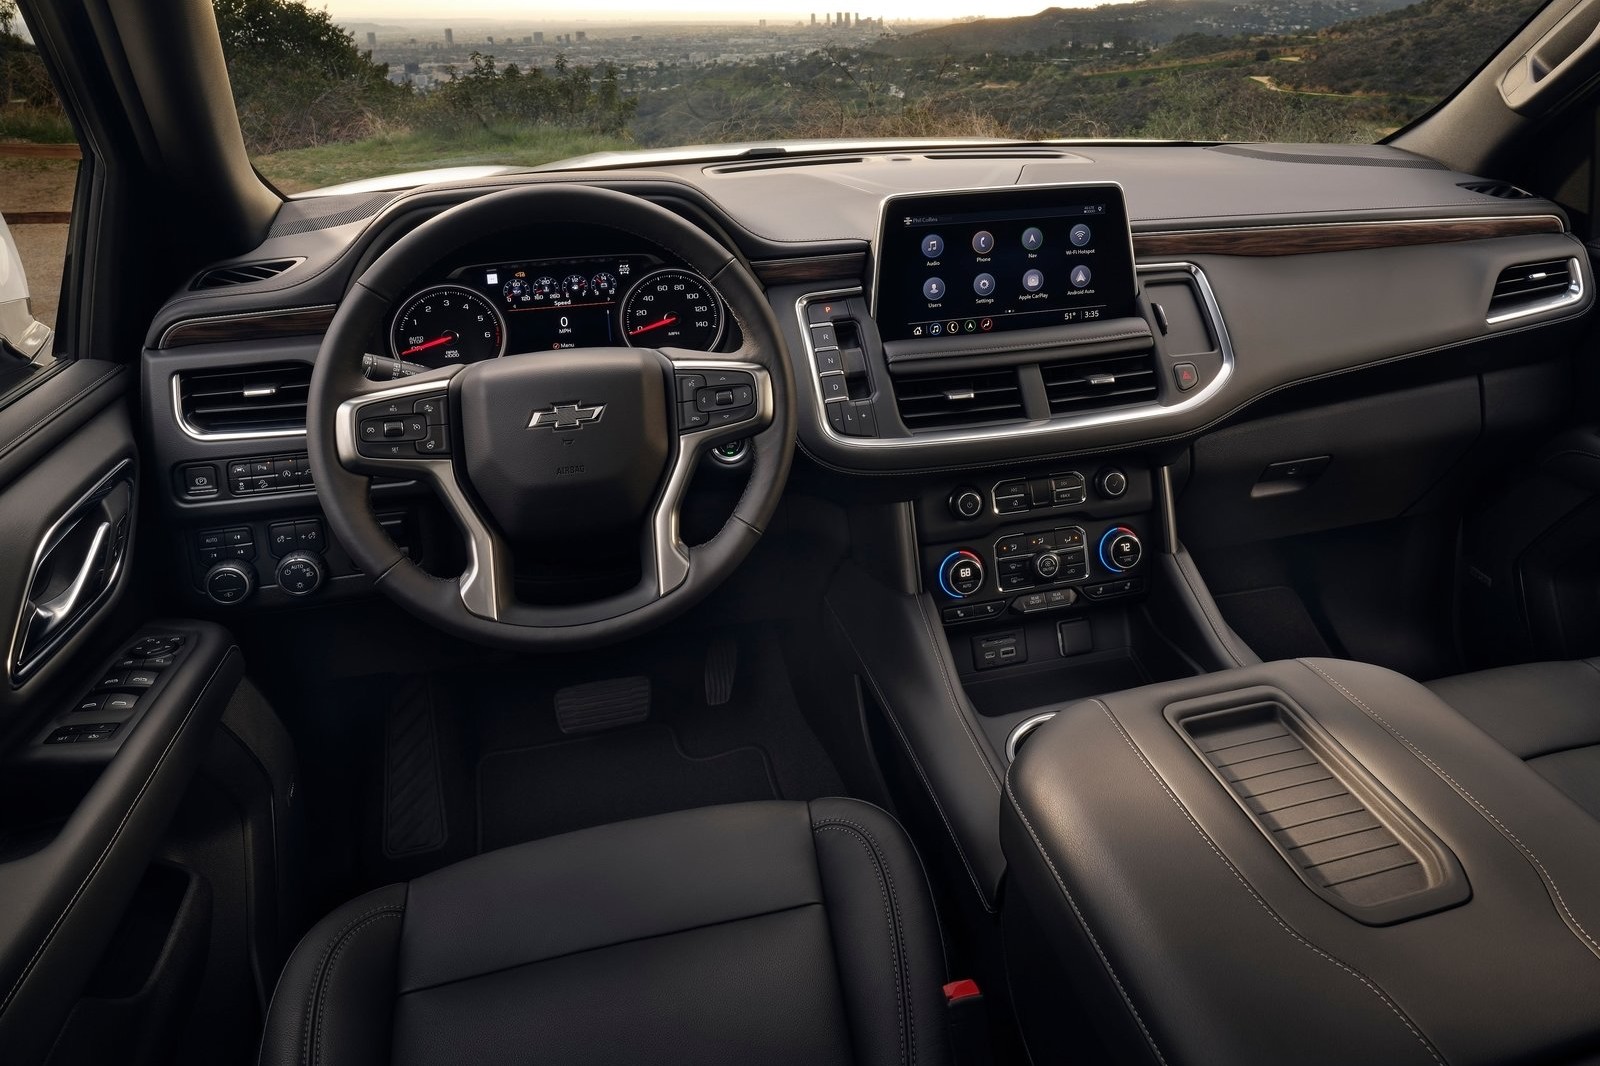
[213,0,409,154]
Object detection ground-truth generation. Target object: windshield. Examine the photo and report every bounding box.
[216,0,1547,193]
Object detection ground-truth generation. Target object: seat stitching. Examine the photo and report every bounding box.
[824,598,996,912]
[1300,659,1600,962]
[1090,697,1445,1064]
[813,819,912,1066]
[1002,775,1170,1066]
[300,905,403,1066]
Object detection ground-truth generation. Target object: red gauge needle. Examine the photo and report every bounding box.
[400,334,456,356]
[627,313,678,337]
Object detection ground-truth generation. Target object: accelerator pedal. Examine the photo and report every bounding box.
[556,676,652,735]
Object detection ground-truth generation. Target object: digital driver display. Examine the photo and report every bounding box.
[872,184,1137,343]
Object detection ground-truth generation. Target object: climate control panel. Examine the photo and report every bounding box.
[928,517,1147,623]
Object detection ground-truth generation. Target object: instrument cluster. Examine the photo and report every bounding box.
[388,253,727,368]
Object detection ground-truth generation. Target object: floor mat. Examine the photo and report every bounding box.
[320,625,848,892]
[476,724,776,850]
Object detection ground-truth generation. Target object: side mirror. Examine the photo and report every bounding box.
[0,213,53,361]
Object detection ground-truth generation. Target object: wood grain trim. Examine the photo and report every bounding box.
[159,306,337,349]
[1133,215,1564,257]
[752,252,868,286]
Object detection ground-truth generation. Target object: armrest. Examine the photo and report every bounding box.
[0,619,242,1061]
[1002,658,1600,1065]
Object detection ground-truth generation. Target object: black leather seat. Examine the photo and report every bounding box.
[258,799,951,1066]
[1427,659,1600,820]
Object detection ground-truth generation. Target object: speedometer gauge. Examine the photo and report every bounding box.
[620,269,724,351]
[391,285,506,366]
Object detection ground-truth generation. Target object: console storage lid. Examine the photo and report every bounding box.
[1001,658,1600,1066]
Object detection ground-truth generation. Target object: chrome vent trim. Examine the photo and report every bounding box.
[173,363,311,441]
[794,262,1234,451]
[1041,349,1159,416]
[892,367,1025,431]
[1487,257,1583,325]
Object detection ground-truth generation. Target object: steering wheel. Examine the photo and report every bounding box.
[306,185,795,650]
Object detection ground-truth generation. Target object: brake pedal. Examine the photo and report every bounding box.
[555,676,651,734]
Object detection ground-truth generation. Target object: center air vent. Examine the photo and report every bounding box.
[191,258,301,290]
[176,363,311,437]
[1458,180,1534,199]
[1487,258,1581,324]
[892,368,1024,431]
[1041,350,1158,416]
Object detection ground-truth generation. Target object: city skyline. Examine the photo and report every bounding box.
[328,1,1098,22]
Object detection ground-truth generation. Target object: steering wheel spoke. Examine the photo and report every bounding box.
[650,354,774,595]
[332,367,512,620]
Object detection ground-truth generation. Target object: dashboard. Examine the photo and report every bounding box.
[138,143,1593,611]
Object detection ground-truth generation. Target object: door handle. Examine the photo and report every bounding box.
[10,460,135,681]
[25,518,111,648]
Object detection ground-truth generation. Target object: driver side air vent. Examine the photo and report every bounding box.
[176,363,311,436]
[1458,180,1535,199]
[1041,350,1158,416]
[1487,258,1581,323]
[892,368,1024,431]
[190,258,301,290]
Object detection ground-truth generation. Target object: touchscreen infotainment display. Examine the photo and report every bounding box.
[872,183,1137,343]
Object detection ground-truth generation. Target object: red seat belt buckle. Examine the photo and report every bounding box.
[944,978,982,1004]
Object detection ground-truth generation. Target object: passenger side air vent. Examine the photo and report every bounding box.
[1487,258,1581,323]
[1177,700,1469,925]
[1040,350,1158,416]
[1458,180,1534,199]
[892,368,1024,431]
[176,363,311,436]
[190,258,301,290]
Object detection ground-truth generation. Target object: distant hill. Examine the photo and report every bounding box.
[1271,0,1543,97]
[885,0,1409,54]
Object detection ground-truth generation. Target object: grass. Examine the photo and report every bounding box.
[254,124,635,194]
[0,105,76,144]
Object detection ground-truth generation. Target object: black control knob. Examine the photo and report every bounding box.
[938,550,986,598]
[1098,528,1143,573]
[949,487,984,520]
[1096,467,1129,499]
[203,561,255,605]
[1034,552,1061,580]
[275,551,326,597]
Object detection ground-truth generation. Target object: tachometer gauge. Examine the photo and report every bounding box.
[562,273,589,301]
[619,268,724,351]
[391,285,506,366]
[591,271,619,299]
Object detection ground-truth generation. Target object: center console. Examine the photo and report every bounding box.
[1001,658,1600,1065]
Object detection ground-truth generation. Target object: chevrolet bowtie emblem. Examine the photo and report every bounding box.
[528,402,605,430]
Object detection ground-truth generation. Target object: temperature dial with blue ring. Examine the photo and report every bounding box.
[938,550,986,598]
[1098,528,1143,573]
